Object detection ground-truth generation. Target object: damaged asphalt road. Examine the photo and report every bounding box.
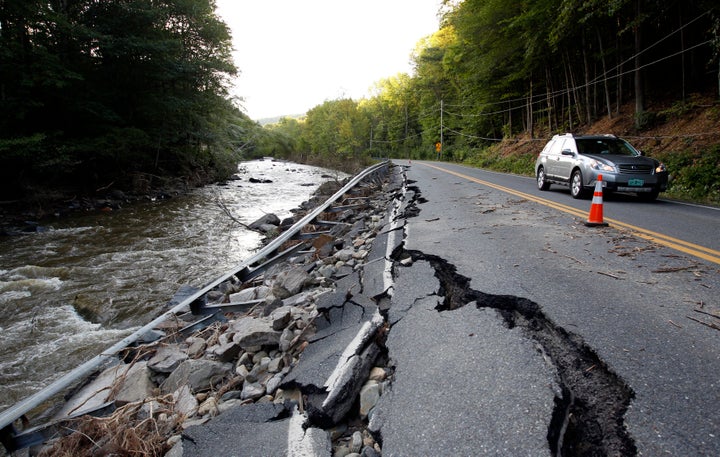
[183,161,719,456]
[380,161,719,456]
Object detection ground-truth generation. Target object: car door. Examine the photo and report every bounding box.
[554,137,576,181]
[542,138,561,178]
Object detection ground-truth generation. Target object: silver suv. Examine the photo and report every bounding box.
[535,134,668,201]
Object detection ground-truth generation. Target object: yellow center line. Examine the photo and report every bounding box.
[422,163,720,266]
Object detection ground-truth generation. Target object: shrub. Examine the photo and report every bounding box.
[655,146,720,204]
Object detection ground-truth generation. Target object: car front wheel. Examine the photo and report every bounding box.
[570,170,586,199]
[537,167,550,190]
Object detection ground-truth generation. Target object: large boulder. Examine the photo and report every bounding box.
[148,345,188,373]
[271,267,313,299]
[249,213,280,230]
[161,359,232,394]
[229,285,270,303]
[231,317,282,348]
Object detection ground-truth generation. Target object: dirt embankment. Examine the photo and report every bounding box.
[588,95,720,156]
[486,94,720,205]
[493,94,720,160]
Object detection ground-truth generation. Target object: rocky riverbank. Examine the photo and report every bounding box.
[23,166,399,457]
[0,157,335,236]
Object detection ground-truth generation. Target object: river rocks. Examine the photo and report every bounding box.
[40,164,401,457]
[280,216,296,228]
[160,359,232,393]
[268,355,285,373]
[368,367,387,382]
[315,180,343,196]
[148,345,188,373]
[351,431,363,453]
[229,285,270,302]
[232,317,282,348]
[197,397,219,417]
[212,340,242,363]
[271,267,313,299]
[334,247,355,262]
[270,306,293,330]
[248,177,273,184]
[241,381,266,400]
[359,380,382,419]
[249,213,281,233]
[266,369,288,395]
[173,385,199,418]
[186,337,207,358]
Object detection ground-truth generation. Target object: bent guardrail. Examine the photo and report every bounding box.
[0,160,390,451]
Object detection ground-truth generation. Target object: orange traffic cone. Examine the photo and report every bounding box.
[584,174,609,227]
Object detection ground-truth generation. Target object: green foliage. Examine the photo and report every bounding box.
[654,146,720,204]
[0,0,255,199]
[302,99,371,163]
[657,96,709,120]
[464,147,537,176]
[256,117,305,159]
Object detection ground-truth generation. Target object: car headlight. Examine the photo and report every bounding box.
[589,159,615,172]
[655,162,666,173]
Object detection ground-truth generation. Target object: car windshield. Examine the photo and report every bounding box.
[576,138,638,156]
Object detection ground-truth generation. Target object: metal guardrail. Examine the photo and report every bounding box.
[0,160,389,440]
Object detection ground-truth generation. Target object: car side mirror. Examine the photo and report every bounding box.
[638,150,645,156]
[561,149,575,156]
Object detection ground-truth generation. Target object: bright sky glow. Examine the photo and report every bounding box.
[215,0,442,120]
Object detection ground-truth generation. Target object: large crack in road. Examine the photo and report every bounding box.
[280,168,638,455]
[387,178,637,456]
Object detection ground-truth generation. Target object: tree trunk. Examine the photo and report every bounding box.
[583,32,592,125]
[563,56,573,130]
[680,13,686,103]
[545,67,552,132]
[527,78,534,138]
[567,53,583,125]
[506,102,512,137]
[634,0,645,128]
[616,34,622,116]
[597,29,612,119]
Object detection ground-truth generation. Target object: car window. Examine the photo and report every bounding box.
[542,139,557,155]
[550,138,569,155]
[576,139,638,156]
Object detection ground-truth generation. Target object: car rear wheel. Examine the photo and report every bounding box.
[537,167,550,190]
[570,170,586,199]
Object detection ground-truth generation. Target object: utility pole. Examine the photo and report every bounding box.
[439,99,443,161]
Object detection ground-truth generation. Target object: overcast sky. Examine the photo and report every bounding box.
[215,0,442,120]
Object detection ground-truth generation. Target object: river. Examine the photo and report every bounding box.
[0,159,346,412]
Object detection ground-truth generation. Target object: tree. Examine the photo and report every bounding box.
[0,0,244,199]
[301,99,370,165]
[260,0,719,166]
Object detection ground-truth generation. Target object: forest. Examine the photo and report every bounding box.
[260,0,720,201]
[1,0,719,204]
[0,0,261,201]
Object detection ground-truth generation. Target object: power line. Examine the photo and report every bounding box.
[441,12,713,112]
[368,13,717,149]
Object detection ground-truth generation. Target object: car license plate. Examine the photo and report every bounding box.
[628,178,644,186]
